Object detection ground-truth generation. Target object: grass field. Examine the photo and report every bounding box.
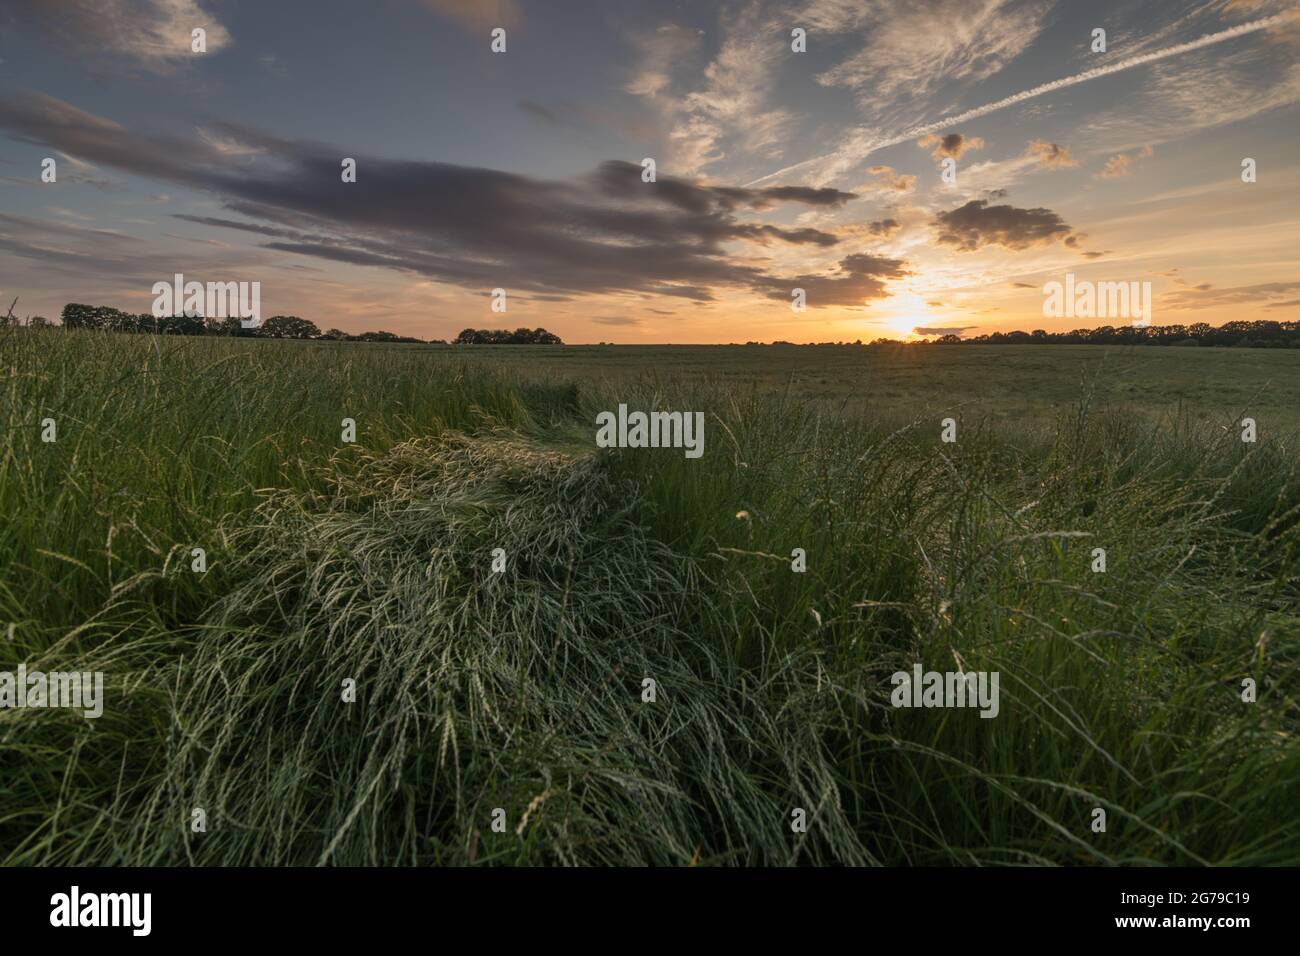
[2,328,1298,865]
[428,342,1300,430]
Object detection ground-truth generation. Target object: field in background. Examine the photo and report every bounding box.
[1,328,1298,865]
[430,342,1300,429]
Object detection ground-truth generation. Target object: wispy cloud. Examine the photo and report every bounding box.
[625,5,795,174]
[1162,280,1300,309]
[748,12,1291,187]
[1098,145,1155,178]
[807,0,1054,119]
[2,0,232,73]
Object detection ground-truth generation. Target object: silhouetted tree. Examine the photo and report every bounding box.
[258,315,321,339]
[453,327,563,344]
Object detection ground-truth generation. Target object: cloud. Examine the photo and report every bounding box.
[680,9,797,167]
[0,92,871,306]
[933,199,1075,252]
[867,219,900,237]
[0,210,273,309]
[591,160,856,216]
[756,253,910,308]
[2,0,232,72]
[855,165,916,194]
[197,127,267,158]
[1025,140,1078,169]
[944,141,1079,198]
[809,0,1053,116]
[751,185,858,208]
[1162,280,1300,309]
[514,98,662,142]
[415,0,522,30]
[1099,145,1155,178]
[913,326,976,336]
[624,23,701,98]
[593,316,641,326]
[747,11,1290,187]
[918,133,984,160]
[0,212,142,246]
[621,6,826,175]
[625,10,794,173]
[518,100,562,125]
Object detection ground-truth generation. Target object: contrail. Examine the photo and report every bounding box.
[745,13,1290,187]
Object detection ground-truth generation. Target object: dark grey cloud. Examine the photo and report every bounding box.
[933,199,1075,252]
[174,214,319,240]
[591,161,857,214]
[518,100,562,125]
[753,185,859,208]
[867,218,900,237]
[756,253,910,308]
[0,92,882,304]
[913,326,975,336]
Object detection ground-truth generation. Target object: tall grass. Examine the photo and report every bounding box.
[1,328,1297,864]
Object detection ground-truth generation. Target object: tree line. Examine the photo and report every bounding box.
[744,319,1300,348]
[31,305,1300,349]
[51,304,564,345]
[451,327,563,344]
[923,319,1300,348]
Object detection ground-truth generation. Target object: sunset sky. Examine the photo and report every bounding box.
[1,0,1298,342]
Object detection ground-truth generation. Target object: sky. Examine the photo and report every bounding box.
[1,0,1298,343]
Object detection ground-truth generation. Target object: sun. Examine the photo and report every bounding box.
[880,292,935,339]
[887,314,921,337]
